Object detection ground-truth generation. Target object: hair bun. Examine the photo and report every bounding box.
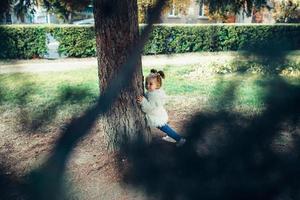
[158,70,165,79]
[150,69,157,73]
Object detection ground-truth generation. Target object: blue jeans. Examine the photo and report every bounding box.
[158,124,182,142]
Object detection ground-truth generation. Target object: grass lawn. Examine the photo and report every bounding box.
[0,60,299,200]
[0,63,299,131]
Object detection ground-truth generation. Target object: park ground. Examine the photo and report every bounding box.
[0,51,300,199]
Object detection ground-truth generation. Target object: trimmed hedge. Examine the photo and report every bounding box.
[49,26,96,57]
[0,25,47,59]
[144,24,300,54]
[0,24,299,59]
[50,24,300,57]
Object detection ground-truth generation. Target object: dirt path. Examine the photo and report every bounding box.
[0,52,237,74]
[1,51,299,74]
[1,105,299,199]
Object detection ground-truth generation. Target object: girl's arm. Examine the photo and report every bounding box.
[140,97,158,113]
[140,90,166,113]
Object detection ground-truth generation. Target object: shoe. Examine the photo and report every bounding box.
[162,136,176,143]
[176,138,186,147]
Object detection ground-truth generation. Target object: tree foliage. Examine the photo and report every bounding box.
[41,0,91,22]
[0,0,270,23]
[0,0,91,23]
[272,0,300,23]
[42,0,73,22]
[137,0,269,23]
[203,0,267,17]
[206,4,235,22]
[138,0,191,23]
[8,0,36,22]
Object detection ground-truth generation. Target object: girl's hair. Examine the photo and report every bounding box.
[146,69,165,88]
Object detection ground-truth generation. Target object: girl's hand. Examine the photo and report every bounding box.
[136,96,144,104]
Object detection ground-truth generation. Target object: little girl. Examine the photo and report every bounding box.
[137,69,186,146]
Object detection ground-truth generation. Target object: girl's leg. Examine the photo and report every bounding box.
[158,124,182,142]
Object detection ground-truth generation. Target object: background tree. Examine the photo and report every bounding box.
[206,4,235,22]
[203,0,267,18]
[42,0,90,23]
[3,0,91,23]
[138,0,191,23]
[137,0,269,24]
[272,0,300,23]
[138,0,155,23]
[11,0,36,23]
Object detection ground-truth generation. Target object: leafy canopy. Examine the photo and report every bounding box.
[0,0,90,22]
[0,0,268,20]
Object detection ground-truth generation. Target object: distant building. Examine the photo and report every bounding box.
[1,1,296,25]
[161,0,210,23]
[160,0,286,24]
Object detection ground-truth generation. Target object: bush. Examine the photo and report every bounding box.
[46,24,300,57]
[0,24,299,59]
[49,25,96,57]
[144,24,300,54]
[0,25,47,59]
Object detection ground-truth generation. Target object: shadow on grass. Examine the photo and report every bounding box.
[0,75,97,132]
[118,76,300,200]
[214,36,300,76]
[0,167,25,200]
[0,66,299,200]
[0,165,25,200]
[21,84,97,131]
[0,76,299,199]
[234,50,295,75]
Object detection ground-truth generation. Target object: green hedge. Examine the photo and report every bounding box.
[50,24,300,57]
[0,24,299,59]
[0,25,47,59]
[49,26,96,57]
[144,24,300,54]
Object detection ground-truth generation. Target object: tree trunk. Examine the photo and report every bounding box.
[93,0,151,150]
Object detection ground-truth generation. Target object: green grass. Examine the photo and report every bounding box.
[0,64,299,130]
[142,65,300,114]
[0,69,99,129]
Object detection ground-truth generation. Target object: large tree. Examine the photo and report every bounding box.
[93,0,151,149]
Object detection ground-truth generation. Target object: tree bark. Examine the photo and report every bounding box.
[93,0,151,150]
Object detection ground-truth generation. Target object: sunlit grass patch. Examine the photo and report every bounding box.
[0,62,299,131]
[143,64,299,115]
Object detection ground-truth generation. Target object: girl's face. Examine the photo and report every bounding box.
[146,78,158,92]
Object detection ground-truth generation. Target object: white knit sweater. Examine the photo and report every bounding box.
[140,88,168,127]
